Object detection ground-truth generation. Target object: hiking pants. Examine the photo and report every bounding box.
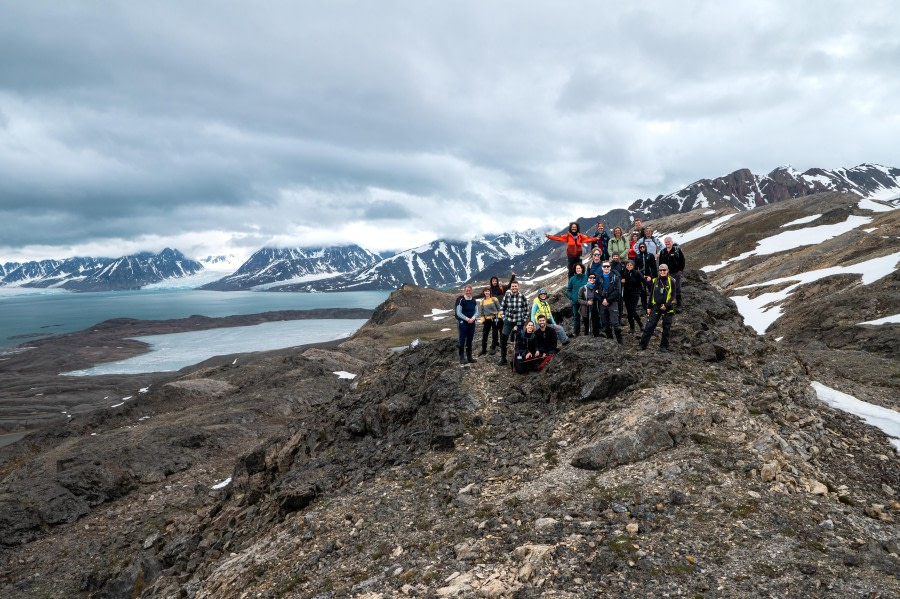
[571,302,582,335]
[552,324,569,344]
[458,321,476,350]
[500,320,523,360]
[588,308,601,337]
[624,293,643,332]
[481,318,499,351]
[567,256,582,278]
[600,303,621,337]
[640,309,674,348]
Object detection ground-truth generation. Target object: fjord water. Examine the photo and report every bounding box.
[0,288,389,348]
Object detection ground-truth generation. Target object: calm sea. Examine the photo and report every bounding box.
[0,288,389,349]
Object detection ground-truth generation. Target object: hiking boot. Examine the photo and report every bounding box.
[466,348,477,363]
[639,344,648,351]
[659,346,671,353]
[458,347,466,364]
[489,346,497,355]
[614,329,623,345]
[496,357,508,366]
[478,348,487,356]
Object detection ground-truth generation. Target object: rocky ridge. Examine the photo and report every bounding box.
[1,272,897,598]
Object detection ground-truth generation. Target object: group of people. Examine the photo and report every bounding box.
[455,218,687,374]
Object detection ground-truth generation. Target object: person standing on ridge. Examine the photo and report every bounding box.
[578,273,602,337]
[622,260,646,336]
[592,222,611,260]
[566,263,588,336]
[607,226,628,261]
[478,287,501,356]
[658,237,686,310]
[489,275,507,344]
[498,280,528,366]
[598,261,624,344]
[640,264,677,352]
[455,285,480,364]
[546,222,598,277]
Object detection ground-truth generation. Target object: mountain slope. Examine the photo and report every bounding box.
[629,163,900,219]
[0,249,203,292]
[271,231,545,292]
[201,245,381,291]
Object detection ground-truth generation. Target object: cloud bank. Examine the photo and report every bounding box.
[1,1,898,261]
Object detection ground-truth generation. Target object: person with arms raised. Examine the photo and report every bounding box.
[546,221,598,277]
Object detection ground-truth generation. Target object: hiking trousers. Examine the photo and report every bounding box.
[458,321,476,350]
[640,309,674,349]
[481,318,499,351]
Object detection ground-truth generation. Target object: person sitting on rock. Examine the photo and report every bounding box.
[478,287,501,356]
[598,261,624,344]
[530,287,569,345]
[622,260,647,336]
[658,236,686,310]
[498,280,528,366]
[566,263,588,336]
[640,264,677,352]
[545,221,598,277]
[513,320,542,374]
[534,314,559,359]
[455,285,481,364]
[578,273,602,337]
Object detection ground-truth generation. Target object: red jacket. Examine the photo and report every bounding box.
[546,232,599,257]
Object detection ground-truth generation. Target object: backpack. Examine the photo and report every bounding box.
[454,295,465,323]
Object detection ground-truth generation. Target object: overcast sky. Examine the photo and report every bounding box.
[1,1,898,262]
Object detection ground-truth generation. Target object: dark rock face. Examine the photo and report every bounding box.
[571,422,674,471]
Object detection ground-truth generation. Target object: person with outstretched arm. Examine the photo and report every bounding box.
[546,222,598,277]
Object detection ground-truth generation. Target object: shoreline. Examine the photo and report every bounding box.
[0,308,373,436]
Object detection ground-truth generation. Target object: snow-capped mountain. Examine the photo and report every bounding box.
[0,249,203,291]
[629,163,900,219]
[473,163,900,287]
[270,231,545,292]
[199,254,242,270]
[202,245,381,291]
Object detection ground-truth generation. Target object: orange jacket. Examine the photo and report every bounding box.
[546,232,599,257]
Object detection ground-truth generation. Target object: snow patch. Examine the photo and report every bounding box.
[424,309,452,317]
[811,382,900,453]
[858,314,900,326]
[211,477,232,490]
[668,213,740,245]
[704,215,873,272]
[858,197,897,212]
[781,214,821,227]
[333,371,357,379]
[730,251,900,334]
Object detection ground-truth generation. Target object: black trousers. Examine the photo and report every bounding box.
[567,256,582,278]
[481,318,499,350]
[640,309,674,348]
[624,293,643,331]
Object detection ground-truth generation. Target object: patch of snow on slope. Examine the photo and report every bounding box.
[811,382,900,453]
[333,371,357,379]
[858,197,897,212]
[730,251,900,334]
[781,215,821,227]
[858,314,900,326]
[704,215,873,272]
[667,212,740,245]
[252,272,341,290]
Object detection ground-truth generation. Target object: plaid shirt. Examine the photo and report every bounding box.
[501,291,529,325]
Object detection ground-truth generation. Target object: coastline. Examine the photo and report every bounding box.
[0,308,372,436]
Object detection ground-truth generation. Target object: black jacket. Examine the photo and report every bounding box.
[622,269,647,300]
[534,326,558,354]
[634,251,658,280]
[597,273,621,304]
[515,330,538,357]
[658,245,686,272]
